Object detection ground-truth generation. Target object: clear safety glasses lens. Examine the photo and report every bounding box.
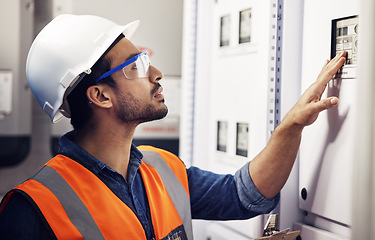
[122,53,150,80]
[95,52,150,83]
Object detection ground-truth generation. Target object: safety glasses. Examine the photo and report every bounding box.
[95,51,150,82]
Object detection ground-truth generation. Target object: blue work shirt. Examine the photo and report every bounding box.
[0,131,279,239]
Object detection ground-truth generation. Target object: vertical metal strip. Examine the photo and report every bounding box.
[265,0,284,220]
[190,0,198,166]
[267,0,283,141]
[180,0,198,167]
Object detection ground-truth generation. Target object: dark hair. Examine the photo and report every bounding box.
[67,34,125,131]
[67,56,116,131]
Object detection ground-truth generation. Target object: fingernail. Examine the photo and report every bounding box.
[330,98,338,105]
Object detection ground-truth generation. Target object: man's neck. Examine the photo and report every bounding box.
[73,124,137,180]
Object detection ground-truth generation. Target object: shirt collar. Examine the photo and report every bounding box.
[57,130,143,175]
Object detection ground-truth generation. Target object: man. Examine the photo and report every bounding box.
[0,14,346,239]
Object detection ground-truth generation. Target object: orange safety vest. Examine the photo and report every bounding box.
[0,146,193,240]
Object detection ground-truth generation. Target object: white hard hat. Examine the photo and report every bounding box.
[26,14,140,123]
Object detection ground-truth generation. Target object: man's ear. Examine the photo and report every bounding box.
[86,85,113,109]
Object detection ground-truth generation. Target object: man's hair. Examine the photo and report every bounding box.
[67,56,116,130]
[67,34,125,131]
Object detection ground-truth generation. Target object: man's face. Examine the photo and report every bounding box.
[106,38,168,124]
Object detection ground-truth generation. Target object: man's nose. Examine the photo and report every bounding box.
[149,65,163,82]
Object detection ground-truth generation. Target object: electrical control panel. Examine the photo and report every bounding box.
[0,0,33,166]
[299,0,359,237]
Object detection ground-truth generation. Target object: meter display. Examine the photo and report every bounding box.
[236,122,249,157]
[331,16,358,79]
[217,121,227,152]
[239,8,252,44]
[220,15,230,47]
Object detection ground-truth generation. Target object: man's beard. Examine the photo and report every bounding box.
[115,88,168,124]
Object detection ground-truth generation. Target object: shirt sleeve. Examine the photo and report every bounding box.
[0,192,56,240]
[234,162,280,213]
[187,162,279,220]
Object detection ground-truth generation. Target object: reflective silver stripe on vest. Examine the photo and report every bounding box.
[141,150,194,240]
[32,165,105,240]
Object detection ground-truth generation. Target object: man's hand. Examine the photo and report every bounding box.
[283,51,347,129]
[249,51,347,199]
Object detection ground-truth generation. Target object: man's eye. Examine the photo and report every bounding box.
[131,63,138,70]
